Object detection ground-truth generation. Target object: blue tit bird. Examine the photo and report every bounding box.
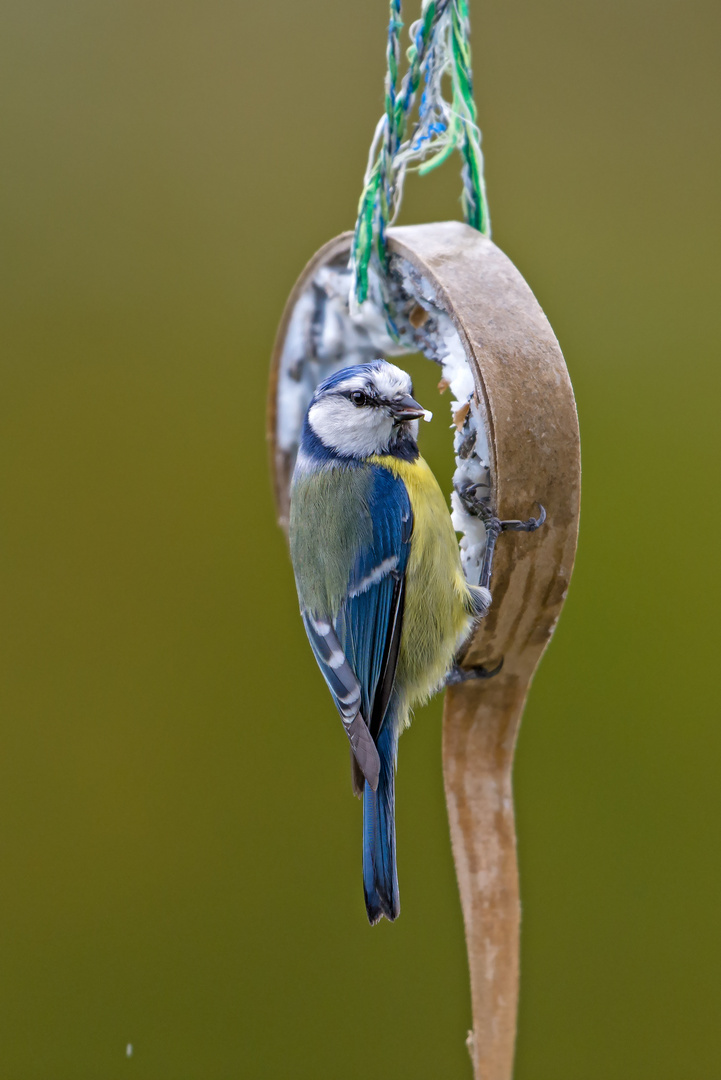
[289,359,489,924]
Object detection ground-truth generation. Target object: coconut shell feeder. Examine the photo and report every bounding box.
[267,5,581,1078]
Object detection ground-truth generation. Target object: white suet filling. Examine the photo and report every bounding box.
[276,255,492,584]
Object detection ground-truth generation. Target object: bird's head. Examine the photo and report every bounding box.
[305,360,431,459]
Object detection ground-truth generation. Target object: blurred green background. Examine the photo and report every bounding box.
[2,1,720,1076]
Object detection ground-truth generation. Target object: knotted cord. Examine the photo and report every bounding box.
[350,0,490,319]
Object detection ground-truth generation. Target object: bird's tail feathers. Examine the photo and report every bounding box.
[363,722,399,924]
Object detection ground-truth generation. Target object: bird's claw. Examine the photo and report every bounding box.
[457,485,547,592]
[445,657,504,686]
[459,484,545,533]
[499,503,546,533]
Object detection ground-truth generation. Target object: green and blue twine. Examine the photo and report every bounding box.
[350,0,490,319]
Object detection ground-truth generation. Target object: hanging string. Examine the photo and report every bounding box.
[350,0,491,316]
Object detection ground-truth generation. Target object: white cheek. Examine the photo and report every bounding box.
[308,399,394,457]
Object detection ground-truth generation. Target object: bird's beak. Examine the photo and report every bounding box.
[390,393,429,423]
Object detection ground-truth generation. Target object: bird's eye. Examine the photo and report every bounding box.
[350,390,367,406]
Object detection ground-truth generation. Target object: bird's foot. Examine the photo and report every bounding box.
[458,485,546,535]
[457,485,546,591]
[445,657,504,686]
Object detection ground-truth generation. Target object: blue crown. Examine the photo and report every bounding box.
[314,361,386,397]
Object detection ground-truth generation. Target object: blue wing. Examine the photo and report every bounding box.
[299,465,412,792]
[336,465,412,736]
[302,609,382,790]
